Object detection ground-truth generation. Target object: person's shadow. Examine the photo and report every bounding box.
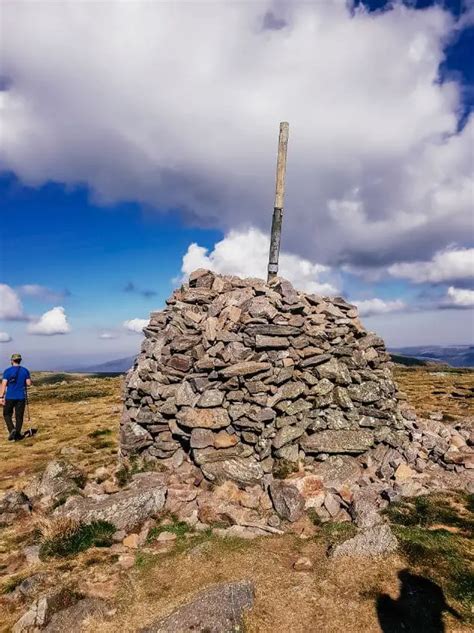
[376,569,460,633]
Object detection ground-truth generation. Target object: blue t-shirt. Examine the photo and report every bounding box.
[3,366,31,400]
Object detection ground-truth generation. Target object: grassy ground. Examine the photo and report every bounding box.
[0,367,473,632]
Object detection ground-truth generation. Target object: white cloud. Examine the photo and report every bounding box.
[445,286,474,307]
[354,298,406,317]
[27,306,71,336]
[0,284,25,320]
[0,332,12,343]
[123,318,149,334]
[99,332,118,340]
[0,2,472,273]
[181,227,338,295]
[389,247,474,283]
[18,284,67,302]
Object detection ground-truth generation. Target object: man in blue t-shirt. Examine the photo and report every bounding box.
[0,354,32,441]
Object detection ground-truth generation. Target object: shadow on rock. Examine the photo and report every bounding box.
[376,569,460,633]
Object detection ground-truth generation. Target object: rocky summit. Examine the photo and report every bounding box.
[120,270,473,528]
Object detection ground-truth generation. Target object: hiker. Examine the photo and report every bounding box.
[0,353,32,441]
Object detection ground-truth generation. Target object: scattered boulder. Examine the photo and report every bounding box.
[0,490,31,525]
[269,481,305,522]
[43,598,110,633]
[331,524,398,558]
[140,581,255,633]
[24,460,85,510]
[54,473,166,532]
[13,588,78,633]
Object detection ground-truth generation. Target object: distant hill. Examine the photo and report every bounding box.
[80,356,135,373]
[390,345,474,368]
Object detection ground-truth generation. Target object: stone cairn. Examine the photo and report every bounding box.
[120,270,473,529]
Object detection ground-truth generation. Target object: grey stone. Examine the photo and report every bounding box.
[43,599,109,633]
[272,425,304,449]
[201,458,264,486]
[197,390,225,408]
[255,335,290,349]
[13,588,79,633]
[220,361,271,378]
[348,382,382,403]
[140,581,255,633]
[316,358,351,385]
[55,473,166,532]
[175,382,197,407]
[177,407,230,429]
[301,430,374,454]
[310,378,334,396]
[331,524,398,557]
[24,460,85,506]
[269,481,305,521]
[190,428,215,449]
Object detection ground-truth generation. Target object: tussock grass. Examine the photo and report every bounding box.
[38,516,115,559]
[387,493,474,619]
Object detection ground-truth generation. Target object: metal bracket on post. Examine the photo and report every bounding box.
[267,122,289,283]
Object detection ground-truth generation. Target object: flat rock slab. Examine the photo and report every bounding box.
[54,473,167,532]
[331,524,398,558]
[301,430,375,454]
[140,581,255,633]
[43,598,109,633]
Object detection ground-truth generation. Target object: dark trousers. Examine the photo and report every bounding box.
[3,399,26,435]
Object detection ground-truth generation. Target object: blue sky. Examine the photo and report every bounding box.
[1,0,473,369]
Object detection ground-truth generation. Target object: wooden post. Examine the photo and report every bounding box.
[267,121,289,282]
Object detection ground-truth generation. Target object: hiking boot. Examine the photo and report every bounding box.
[13,432,24,442]
[8,431,16,441]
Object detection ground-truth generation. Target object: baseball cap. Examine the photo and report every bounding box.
[11,353,22,361]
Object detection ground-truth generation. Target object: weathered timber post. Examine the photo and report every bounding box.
[267,121,289,282]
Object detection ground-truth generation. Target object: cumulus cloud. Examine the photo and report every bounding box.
[0,332,12,343]
[0,284,25,320]
[445,286,474,307]
[123,318,149,334]
[1,1,472,273]
[18,284,69,301]
[354,298,406,317]
[181,227,338,295]
[389,247,474,283]
[27,306,71,335]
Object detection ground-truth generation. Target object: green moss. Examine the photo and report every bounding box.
[385,493,473,532]
[1,574,27,594]
[319,521,358,545]
[387,493,474,621]
[272,459,299,479]
[307,508,322,526]
[40,521,115,559]
[147,518,191,543]
[88,428,112,438]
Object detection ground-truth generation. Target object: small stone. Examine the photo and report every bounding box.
[177,407,230,429]
[190,428,215,449]
[220,362,271,378]
[394,463,416,481]
[118,554,135,569]
[269,481,305,522]
[293,557,313,571]
[157,531,177,542]
[197,390,225,408]
[123,533,140,549]
[214,431,239,449]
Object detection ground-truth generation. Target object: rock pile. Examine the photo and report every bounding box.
[121,270,472,487]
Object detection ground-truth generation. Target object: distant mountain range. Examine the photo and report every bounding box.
[80,356,135,373]
[75,345,474,373]
[389,345,474,368]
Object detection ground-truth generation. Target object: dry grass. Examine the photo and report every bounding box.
[0,368,473,633]
[394,366,474,422]
[0,373,121,492]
